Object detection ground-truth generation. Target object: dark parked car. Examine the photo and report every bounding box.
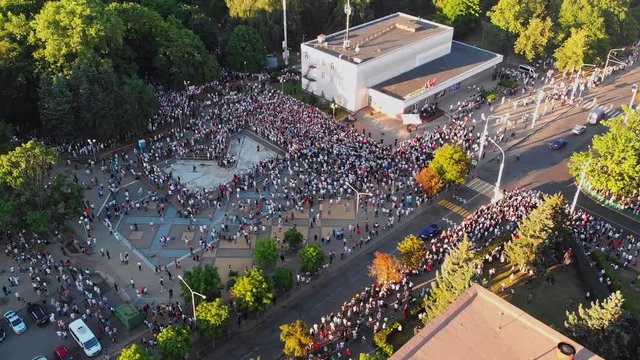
[419,224,442,240]
[548,138,568,150]
[28,304,49,325]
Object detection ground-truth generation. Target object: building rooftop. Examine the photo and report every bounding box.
[304,13,450,63]
[390,284,602,360]
[373,41,502,100]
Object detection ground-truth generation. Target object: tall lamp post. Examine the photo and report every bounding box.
[478,113,503,160]
[345,182,372,228]
[178,275,207,324]
[604,48,626,80]
[531,89,545,129]
[79,216,89,239]
[570,160,592,214]
[330,102,337,119]
[570,64,597,104]
[486,137,505,203]
[630,84,638,109]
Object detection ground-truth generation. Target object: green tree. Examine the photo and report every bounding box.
[565,291,637,359]
[514,17,554,61]
[272,266,294,291]
[299,242,326,273]
[569,107,640,198]
[428,144,471,185]
[0,140,56,200]
[196,298,230,340]
[369,251,403,284]
[504,193,569,273]
[423,236,476,324]
[397,234,426,269]
[118,343,153,360]
[553,27,589,71]
[38,73,74,139]
[433,0,480,35]
[29,0,125,74]
[488,0,547,35]
[254,237,279,268]
[359,352,386,360]
[230,268,273,313]
[180,264,222,301]
[226,0,273,19]
[225,25,265,73]
[283,227,304,250]
[157,325,192,360]
[279,320,313,357]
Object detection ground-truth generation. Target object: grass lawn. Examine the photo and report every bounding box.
[484,263,587,330]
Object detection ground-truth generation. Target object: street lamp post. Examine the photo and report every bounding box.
[330,102,337,119]
[604,48,626,80]
[570,64,596,104]
[79,216,89,240]
[345,182,372,229]
[486,137,505,203]
[178,275,206,324]
[570,160,592,214]
[478,114,503,160]
[630,84,638,109]
[531,89,545,129]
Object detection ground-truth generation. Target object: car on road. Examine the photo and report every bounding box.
[68,319,101,357]
[55,346,73,360]
[548,138,568,150]
[0,325,5,341]
[31,356,47,360]
[28,304,49,325]
[4,310,27,334]
[571,124,587,135]
[588,107,607,124]
[419,224,442,240]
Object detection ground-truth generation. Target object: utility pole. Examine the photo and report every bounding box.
[531,89,545,129]
[282,0,289,66]
[343,0,351,49]
[570,160,591,214]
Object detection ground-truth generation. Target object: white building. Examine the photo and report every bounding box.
[300,12,503,118]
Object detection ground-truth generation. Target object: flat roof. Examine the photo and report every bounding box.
[373,41,502,100]
[391,284,602,360]
[304,13,450,63]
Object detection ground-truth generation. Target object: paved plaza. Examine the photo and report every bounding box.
[161,134,278,190]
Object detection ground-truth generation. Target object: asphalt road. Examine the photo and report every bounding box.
[201,68,640,360]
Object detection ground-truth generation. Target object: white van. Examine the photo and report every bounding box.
[68,319,102,357]
[518,64,537,77]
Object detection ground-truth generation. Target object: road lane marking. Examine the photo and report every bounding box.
[437,199,471,217]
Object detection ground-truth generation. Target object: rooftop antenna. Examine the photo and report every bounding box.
[343,0,351,49]
[282,0,289,66]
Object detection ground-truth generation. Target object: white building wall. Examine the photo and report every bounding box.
[368,88,405,116]
[301,44,358,110]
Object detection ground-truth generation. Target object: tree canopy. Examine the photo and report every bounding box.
[397,234,426,269]
[280,320,313,357]
[230,268,273,313]
[569,107,640,198]
[196,298,230,340]
[369,251,403,284]
[254,237,279,269]
[180,264,223,301]
[157,325,192,360]
[283,227,304,250]
[423,236,476,324]
[299,242,326,273]
[118,343,153,360]
[225,25,265,73]
[415,167,443,196]
[428,144,471,185]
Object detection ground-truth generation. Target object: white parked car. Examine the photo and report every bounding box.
[571,124,587,135]
[4,310,27,334]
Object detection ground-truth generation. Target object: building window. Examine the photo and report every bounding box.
[331,63,334,70]
[304,52,308,59]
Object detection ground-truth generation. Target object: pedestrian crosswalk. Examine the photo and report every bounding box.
[466,177,495,197]
[581,100,623,118]
[437,199,472,218]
